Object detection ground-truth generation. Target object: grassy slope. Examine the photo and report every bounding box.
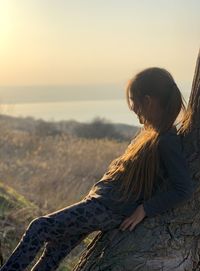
[0,181,39,263]
[0,181,97,270]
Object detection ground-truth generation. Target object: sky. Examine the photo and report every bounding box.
[0,0,199,100]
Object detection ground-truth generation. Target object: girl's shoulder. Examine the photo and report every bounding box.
[158,126,178,140]
[158,126,182,152]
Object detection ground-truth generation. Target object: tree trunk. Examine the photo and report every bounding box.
[73,49,200,271]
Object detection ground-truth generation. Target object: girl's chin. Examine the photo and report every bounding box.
[138,117,144,124]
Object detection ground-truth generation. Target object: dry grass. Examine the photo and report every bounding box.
[0,129,129,212]
[0,125,132,270]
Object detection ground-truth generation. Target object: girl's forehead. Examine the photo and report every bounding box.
[128,91,137,100]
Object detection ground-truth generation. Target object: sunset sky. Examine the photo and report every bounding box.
[0,0,199,91]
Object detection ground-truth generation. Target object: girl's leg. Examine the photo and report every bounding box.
[31,196,125,271]
[0,197,125,271]
[0,216,50,271]
[31,232,87,271]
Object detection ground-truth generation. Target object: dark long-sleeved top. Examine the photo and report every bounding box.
[87,127,194,217]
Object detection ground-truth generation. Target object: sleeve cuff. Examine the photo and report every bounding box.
[143,202,156,218]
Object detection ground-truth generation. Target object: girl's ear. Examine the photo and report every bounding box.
[143,95,152,108]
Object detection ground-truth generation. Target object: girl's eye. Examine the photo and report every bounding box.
[129,97,134,108]
[129,100,137,113]
[128,96,141,114]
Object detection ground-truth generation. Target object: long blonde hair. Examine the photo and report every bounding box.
[101,67,190,202]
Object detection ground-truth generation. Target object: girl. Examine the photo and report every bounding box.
[0,67,194,271]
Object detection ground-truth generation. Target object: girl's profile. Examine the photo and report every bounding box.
[0,67,194,271]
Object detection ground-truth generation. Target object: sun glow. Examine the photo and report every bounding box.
[0,1,13,50]
[0,1,199,86]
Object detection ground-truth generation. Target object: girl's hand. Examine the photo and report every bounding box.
[119,204,146,232]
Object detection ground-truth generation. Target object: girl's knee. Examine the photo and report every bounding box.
[28,216,48,232]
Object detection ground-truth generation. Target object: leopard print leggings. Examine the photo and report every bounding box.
[0,195,126,271]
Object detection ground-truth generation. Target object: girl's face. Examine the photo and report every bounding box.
[129,94,162,127]
[128,95,145,124]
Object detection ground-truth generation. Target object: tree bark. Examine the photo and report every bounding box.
[73,49,200,271]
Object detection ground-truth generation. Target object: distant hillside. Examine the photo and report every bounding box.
[0,114,139,141]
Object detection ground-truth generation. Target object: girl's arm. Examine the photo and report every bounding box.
[119,131,194,231]
[143,132,194,218]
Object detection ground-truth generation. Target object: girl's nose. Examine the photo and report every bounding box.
[129,100,136,112]
[132,104,139,115]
